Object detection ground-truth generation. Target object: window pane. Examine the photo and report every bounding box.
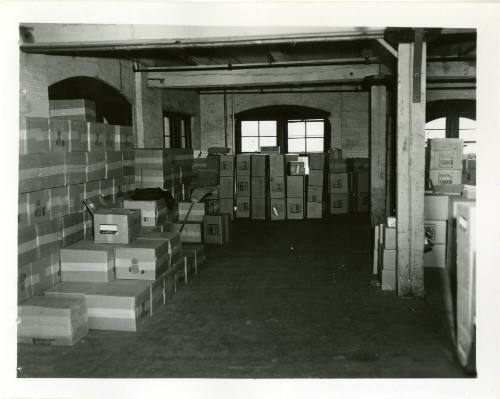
[425,129,446,140]
[259,121,277,136]
[306,121,324,137]
[426,117,446,130]
[463,142,476,155]
[460,130,476,142]
[306,138,324,152]
[459,117,476,130]
[163,117,170,134]
[288,121,306,138]
[241,136,259,152]
[164,136,171,149]
[259,136,277,148]
[241,121,259,136]
[288,138,306,153]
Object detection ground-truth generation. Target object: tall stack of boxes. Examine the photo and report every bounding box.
[219,155,235,218]
[251,154,268,220]
[350,158,370,213]
[307,153,325,218]
[424,194,449,269]
[328,150,350,214]
[286,155,305,219]
[427,138,463,186]
[236,154,251,218]
[18,104,135,306]
[380,222,397,291]
[269,154,286,220]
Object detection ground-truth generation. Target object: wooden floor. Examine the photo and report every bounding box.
[17,214,467,378]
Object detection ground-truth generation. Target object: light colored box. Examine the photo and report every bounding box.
[251,198,266,220]
[308,170,324,186]
[307,202,323,219]
[383,249,396,271]
[236,176,251,196]
[384,226,396,249]
[85,152,106,182]
[381,269,396,291]
[94,208,141,245]
[123,199,168,227]
[49,99,96,121]
[219,176,234,198]
[173,222,203,243]
[219,155,234,177]
[270,176,285,198]
[424,194,449,220]
[236,197,250,218]
[48,119,70,152]
[286,176,304,198]
[64,152,86,184]
[424,220,447,244]
[309,153,325,170]
[424,244,446,268]
[177,202,207,223]
[429,169,462,185]
[115,239,170,280]
[270,198,286,220]
[251,176,266,199]
[137,231,181,255]
[428,138,463,170]
[19,117,49,155]
[19,154,40,193]
[269,154,285,176]
[329,193,349,214]
[27,189,50,224]
[38,153,66,189]
[286,198,304,220]
[236,154,251,176]
[463,185,476,200]
[49,186,69,218]
[61,212,84,248]
[251,154,267,177]
[86,122,105,152]
[329,172,350,194]
[288,161,305,176]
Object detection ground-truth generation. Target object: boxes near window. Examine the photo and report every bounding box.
[269,198,286,220]
[203,214,231,244]
[306,202,323,219]
[49,99,96,122]
[251,198,266,220]
[427,138,463,170]
[31,253,60,295]
[236,154,251,176]
[115,125,134,151]
[219,155,234,177]
[86,122,105,152]
[309,153,325,170]
[286,198,304,220]
[45,280,151,332]
[61,212,85,248]
[122,199,168,227]
[329,159,348,173]
[288,161,305,176]
[428,169,462,185]
[19,225,39,267]
[68,119,88,152]
[424,220,447,244]
[329,194,350,214]
[251,154,268,177]
[17,295,89,346]
[49,186,69,218]
[270,176,285,199]
[269,154,285,176]
[329,172,350,194]
[286,176,304,198]
[48,119,70,152]
[105,151,123,179]
[173,222,203,243]
[307,186,323,203]
[85,152,106,182]
[328,148,343,160]
[64,152,86,184]
[19,117,49,155]
[236,176,251,197]
[220,176,234,198]
[19,154,40,193]
[36,218,62,259]
[38,153,66,189]
[236,197,250,218]
[307,170,324,187]
[251,176,267,199]
[260,146,280,154]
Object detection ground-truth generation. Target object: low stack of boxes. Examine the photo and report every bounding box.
[18,104,135,307]
[219,155,235,218]
[380,221,397,291]
[236,154,251,218]
[286,155,305,219]
[192,155,219,188]
[424,195,449,269]
[328,150,350,214]
[307,153,325,218]
[427,138,463,186]
[269,154,286,220]
[251,154,268,220]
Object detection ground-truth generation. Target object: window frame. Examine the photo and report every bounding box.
[163,111,192,149]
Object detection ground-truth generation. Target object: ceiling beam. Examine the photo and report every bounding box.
[426,60,476,80]
[376,38,398,58]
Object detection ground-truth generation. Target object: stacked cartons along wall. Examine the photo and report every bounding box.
[427,139,463,186]
[269,154,286,220]
[306,153,325,218]
[251,155,268,220]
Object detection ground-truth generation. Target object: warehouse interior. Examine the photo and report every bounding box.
[16,24,477,378]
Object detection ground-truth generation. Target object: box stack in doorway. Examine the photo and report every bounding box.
[235,154,251,218]
[307,153,325,218]
[372,216,397,291]
[328,149,351,214]
[426,138,463,187]
[269,154,286,220]
[286,154,304,219]
[219,155,235,218]
[251,154,268,220]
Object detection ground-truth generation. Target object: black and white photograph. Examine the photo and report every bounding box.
[1,1,500,398]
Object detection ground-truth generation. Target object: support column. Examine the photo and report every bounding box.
[396,38,426,297]
[370,84,387,226]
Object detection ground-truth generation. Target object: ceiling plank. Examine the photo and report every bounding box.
[426,60,476,80]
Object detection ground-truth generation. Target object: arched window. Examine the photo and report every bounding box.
[235,105,331,154]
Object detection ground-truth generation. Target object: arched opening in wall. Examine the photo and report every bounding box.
[425,99,476,155]
[48,76,132,125]
[235,105,331,154]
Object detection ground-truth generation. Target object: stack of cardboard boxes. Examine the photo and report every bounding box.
[174,199,219,243]
[18,105,135,307]
[236,154,251,218]
[286,155,305,219]
[427,138,463,186]
[269,154,286,220]
[328,150,350,214]
[219,155,235,218]
[380,221,397,291]
[350,159,370,212]
[307,153,325,218]
[251,154,268,219]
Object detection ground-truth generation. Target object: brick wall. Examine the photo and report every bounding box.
[199,91,370,157]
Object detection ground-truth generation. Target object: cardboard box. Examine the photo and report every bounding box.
[269,198,286,220]
[123,199,168,227]
[236,176,251,196]
[288,161,305,176]
[462,169,476,185]
[49,99,96,121]
[61,212,84,248]
[173,222,203,243]
[309,153,325,170]
[355,192,370,212]
[424,194,449,220]
[46,281,151,332]
[17,295,88,346]
[236,154,251,176]
[251,176,267,199]
[329,173,350,194]
[383,249,396,270]
[306,202,323,219]
[115,239,170,280]
[18,193,29,228]
[138,231,182,255]
[68,184,84,213]
[236,197,250,218]
[219,198,234,219]
[48,119,70,152]
[27,189,50,224]
[270,176,285,198]
[19,225,38,267]
[330,194,349,214]
[193,169,219,186]
[84,180,100,200]
[349,158,370,170]
[260,145,280,154]
[49,186,69,218]
[139,169,166,189]
[424,244,446,268]
[220,176,234,198]
[83,208,93,240]
[99,179,114,200]
[433,184,463,196]
[103,125,115,151]
[38,153,65,189]
[381,269,396,291]
[424,220,447,244]
[177,202,208,223]
[463,185,476,200]
[68,120,88,152]
[251,154,267,177]
[355,171,369,192]
[87,122,105,152]
[105,152,123,179]
[308,170,324,186]
[19,155,40,193]
[307,186,323,203]
[286,176,304,198]
[287,198,304,219]
[219,155,234,177]
[251,198,266,220]
[328,148,342,160]
[64,152,86,184]
[31,254,60,295]
[85,152,106,182]
[93,208,141,244]
[122,151,135,177]
[203,214,231,244]
[429,169,462,185]
[19,117,49,154]
[36,218,62,259]
[427,138,463,170]
[269,154,285,176]
[329,159,348,172]
[384,226,396,250]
